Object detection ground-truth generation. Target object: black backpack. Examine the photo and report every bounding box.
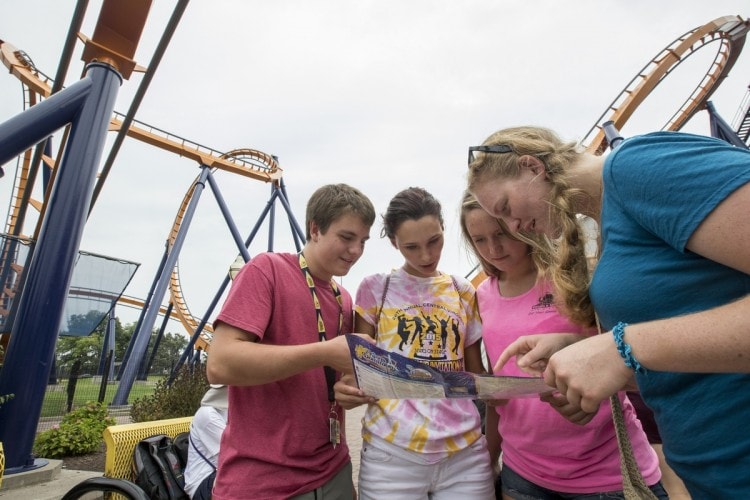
[172,432,190,467]
[132,434,189,500]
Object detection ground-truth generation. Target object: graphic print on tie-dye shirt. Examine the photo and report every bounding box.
[354,268,483,459]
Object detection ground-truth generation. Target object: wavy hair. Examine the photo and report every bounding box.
[466,126,595,326]
[459,190,551,282]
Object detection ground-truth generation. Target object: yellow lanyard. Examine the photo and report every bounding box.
[298,252,343,402]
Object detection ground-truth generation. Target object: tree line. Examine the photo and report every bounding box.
[55,310,189,378]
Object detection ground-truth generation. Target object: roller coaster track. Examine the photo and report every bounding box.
[467,15,750,290]
[1,39,280,348]
[0,46,53,238]
[4,15,749,340]
[582,15,750,154]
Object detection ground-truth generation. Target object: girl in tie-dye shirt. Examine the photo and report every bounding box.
[335,187,495,500]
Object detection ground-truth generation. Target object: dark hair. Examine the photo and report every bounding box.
[381,187,443,240]
[305,184,376,240]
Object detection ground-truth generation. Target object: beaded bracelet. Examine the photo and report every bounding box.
[612,322,645,374]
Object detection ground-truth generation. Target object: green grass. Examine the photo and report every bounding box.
[39,376,160,418]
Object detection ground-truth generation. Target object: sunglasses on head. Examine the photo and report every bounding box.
[467,145,513,166]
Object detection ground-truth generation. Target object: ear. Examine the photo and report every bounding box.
[309,220,320,242]
[518,155,547,178]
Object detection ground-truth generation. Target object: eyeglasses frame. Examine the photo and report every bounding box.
[467,145,514,166]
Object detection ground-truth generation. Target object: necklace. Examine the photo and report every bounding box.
[298,252,343,448]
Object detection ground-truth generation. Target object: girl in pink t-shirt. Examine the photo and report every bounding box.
[459,191,666,499]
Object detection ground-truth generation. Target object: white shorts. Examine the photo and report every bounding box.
[358,435,495,500]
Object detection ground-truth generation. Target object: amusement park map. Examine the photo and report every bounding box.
[347,335,554,400]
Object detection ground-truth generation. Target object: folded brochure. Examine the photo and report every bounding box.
[348,335,553,400]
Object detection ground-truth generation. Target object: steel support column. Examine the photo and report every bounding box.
[0,62,122,471]
[112,166,210,405]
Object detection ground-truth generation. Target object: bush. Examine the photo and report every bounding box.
[34,401,116,458]
[130,363,209,422]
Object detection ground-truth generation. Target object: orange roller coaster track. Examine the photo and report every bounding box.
[1,39,281,349]
[583,15,750,154]
[164,149,272,350]
[467,15,750,290]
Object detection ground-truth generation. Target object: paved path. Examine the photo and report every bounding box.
[0,461,102,500]
[345,404,366,487]
[4,405,366,499]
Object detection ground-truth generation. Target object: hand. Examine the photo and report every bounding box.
[494,333,583,376]
[334,373,377,410]
[544,333,633,414]
[540,392,596,425]
[325,334,376,375]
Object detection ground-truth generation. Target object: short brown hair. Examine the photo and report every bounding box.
[305,184,376,240]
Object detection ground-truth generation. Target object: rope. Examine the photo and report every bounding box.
[610,394,658,499]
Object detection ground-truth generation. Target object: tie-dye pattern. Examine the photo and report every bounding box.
[355,268,483,459]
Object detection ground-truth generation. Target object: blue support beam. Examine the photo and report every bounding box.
[118,243,169,380]
[707,101,749,149]
[0,61,123,471]
[98,308,117,378]
[112,166,210,405]
[169,180,306,380]
[0,77,91,167]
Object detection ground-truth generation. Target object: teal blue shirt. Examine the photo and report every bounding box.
[590,131,750,499]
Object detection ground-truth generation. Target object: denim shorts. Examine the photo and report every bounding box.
[501,463,669,500]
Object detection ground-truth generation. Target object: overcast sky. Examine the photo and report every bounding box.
[1,1,749,332]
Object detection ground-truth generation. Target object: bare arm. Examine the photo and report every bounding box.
[605,183,750,374]
[354,312,377,339]
[544,183,750,413]
[484,404,501,474]
[615,296,750,373]
[206,322,360,386]
[464,340,485,374]
[688,183,750,274]
[543,296,750,414]
[623,182,750,373]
